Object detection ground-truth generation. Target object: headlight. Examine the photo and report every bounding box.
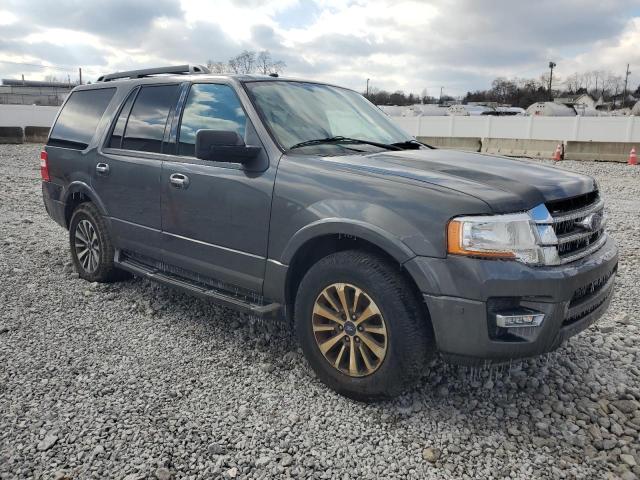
[447,213,544,265]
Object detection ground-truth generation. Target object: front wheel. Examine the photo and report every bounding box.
[294,250,434,401]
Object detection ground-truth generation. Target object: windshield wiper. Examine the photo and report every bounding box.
[391,139,435,150]
[288,136,403,152]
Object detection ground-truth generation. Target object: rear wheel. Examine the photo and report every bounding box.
[294,250,434,401]
[69,203,129,283]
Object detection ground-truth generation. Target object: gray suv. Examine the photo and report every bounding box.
[41,65,618,400]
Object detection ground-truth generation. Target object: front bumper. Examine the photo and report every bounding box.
[405,236,618,364]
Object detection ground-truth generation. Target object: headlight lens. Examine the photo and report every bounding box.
[447,213,544,264]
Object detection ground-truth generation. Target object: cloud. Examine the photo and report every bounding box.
[0,39,107,67]
[0,0,639,94]
[5,0,182,39]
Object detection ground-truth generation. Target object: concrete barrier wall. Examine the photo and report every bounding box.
[0,126,24,144]
[481,138,561,159]
[565,141,638,163]
[416,136,481,152]
[24,126,50,143]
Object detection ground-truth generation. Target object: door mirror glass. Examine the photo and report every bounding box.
[195,130,261,163]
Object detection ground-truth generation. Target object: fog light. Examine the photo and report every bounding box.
[495,310,545,328]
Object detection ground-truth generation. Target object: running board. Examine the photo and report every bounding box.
[115,253,281,318]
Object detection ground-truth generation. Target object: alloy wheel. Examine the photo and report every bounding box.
[312,282,388,377]
[74,219,100,273]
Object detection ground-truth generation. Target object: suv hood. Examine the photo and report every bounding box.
[324,149,597,213]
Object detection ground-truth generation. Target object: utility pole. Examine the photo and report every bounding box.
[622,63,630,108]
[79,67,83,85]
[548,61,556,100]
[439,86,444,104]
[366,78,370,97]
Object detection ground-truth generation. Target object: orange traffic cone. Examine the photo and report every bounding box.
[553,144,562,161]
[629,147,637,166]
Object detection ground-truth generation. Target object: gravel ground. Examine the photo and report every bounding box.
[1,143,639,480]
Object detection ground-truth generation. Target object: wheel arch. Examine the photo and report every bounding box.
[278,220,428,324]
[63,181,108,228]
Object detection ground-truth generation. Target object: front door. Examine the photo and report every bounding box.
[94,84,181,261]
[160,82,274,294]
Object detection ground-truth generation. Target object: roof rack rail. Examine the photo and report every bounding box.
[96,64,211,82]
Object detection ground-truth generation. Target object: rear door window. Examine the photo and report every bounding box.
[121,84,180,153]
[177,83,247,157]
[48,88,115,149]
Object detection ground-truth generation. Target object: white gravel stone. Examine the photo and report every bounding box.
[0,145,639,479]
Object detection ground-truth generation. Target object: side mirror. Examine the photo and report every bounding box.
[195,130,261,163]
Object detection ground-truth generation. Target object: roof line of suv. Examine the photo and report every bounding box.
[95,63,287,84]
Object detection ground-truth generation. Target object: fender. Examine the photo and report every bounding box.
[280,218,417,266]
[264,218,420,307]
[62,181,109,221]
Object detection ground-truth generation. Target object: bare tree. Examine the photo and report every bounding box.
[591,70,606,97]
[256,50,287,75]
[230,50,256,74]
[207,50,286,76]
[564,73,581,93]
[582,71,593,92]
[257,51,272,74]
[271,60,286,74]
[227,57,240,74]
[206,60,228,74]
[606,74,625,107]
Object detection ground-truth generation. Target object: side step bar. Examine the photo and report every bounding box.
[115,253,282,318]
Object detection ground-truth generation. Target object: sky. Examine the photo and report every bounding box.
[0,0,639,97]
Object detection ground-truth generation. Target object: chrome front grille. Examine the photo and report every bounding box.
[530,192,607,265]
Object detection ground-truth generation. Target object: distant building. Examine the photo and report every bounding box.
[0,79,77,106]
[553,93,596,109]
[526,102,576,116]
[409,104,448,116]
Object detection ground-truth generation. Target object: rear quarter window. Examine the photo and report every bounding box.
[48,88,116,150]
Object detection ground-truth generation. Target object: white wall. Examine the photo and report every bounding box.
[0,104,59,128]
[391,115,640,142]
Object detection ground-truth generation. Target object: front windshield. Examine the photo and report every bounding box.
[245,81,414,153]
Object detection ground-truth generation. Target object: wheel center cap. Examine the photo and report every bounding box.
[344,321,357,336]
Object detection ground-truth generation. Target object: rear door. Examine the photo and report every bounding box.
[95,83,181,262]
[160,82,275,294]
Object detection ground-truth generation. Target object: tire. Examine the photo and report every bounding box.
[69,202,129,283]
[294,250,434,401]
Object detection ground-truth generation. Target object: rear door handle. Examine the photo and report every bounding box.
[95,163,110,175]
[169,173,190,189]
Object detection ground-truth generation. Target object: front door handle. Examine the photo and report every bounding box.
[96,163,110,175]
[169,173,190,189]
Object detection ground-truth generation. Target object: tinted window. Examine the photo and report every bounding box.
[48,88,115,149]
[122,85,179,153]
[178,84,247,156]
[108,88,138,149]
